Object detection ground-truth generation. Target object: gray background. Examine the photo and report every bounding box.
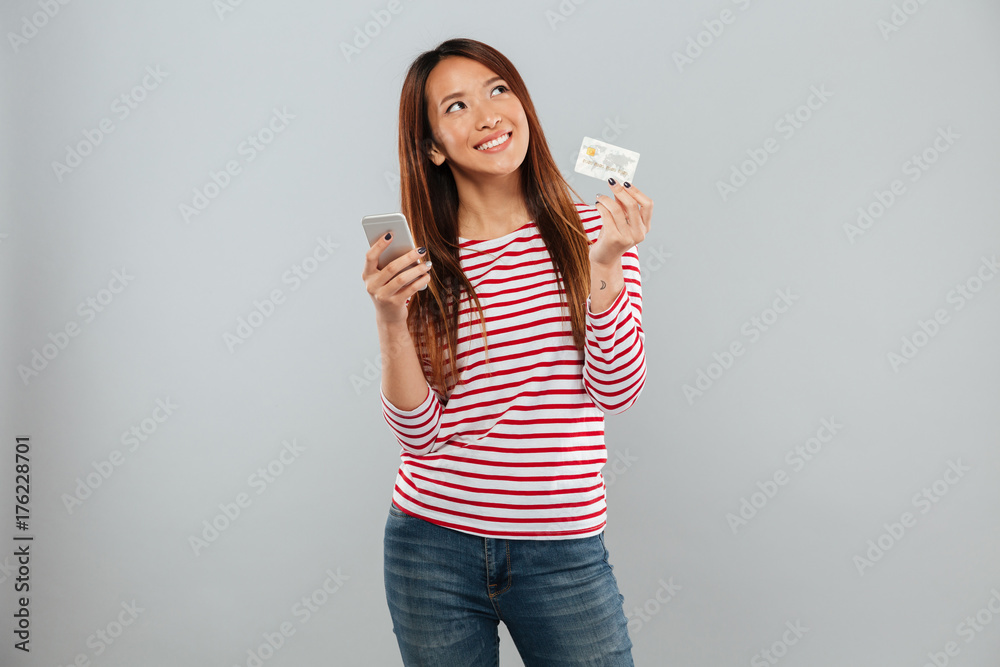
[2,0,999,665]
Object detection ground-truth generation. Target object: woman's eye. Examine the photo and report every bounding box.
[445,85,509,113]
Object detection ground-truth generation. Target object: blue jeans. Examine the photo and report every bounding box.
[383,501,634,666]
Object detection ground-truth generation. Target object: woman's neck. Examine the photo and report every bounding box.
[454,171,530,240]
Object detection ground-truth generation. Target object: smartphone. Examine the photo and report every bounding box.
[362,212,425,289]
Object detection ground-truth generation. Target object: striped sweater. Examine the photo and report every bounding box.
[380,202,645,539]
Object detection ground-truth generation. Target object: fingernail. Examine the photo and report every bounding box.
[417,246,426,254]
[384,232,392,241]
[623,181,631,188]
[608,177,617,186]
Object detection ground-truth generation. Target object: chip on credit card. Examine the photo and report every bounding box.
[573,136,640,183]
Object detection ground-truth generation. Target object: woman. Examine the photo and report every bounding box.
[362,37,653,666]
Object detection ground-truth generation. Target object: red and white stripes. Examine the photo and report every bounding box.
[380,202,645,539]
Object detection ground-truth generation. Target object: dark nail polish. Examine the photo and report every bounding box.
[608,177,617,186]
[417,246,426,254]
[623,181,631,188]
[384,232,392,241]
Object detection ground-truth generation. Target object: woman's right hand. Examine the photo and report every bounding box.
[362,234,433,325]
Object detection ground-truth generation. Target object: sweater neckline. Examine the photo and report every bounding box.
[458,220,535,247]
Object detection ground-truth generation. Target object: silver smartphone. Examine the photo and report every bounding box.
[362,212,425,288]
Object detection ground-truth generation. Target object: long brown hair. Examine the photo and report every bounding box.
[398,38,590,400]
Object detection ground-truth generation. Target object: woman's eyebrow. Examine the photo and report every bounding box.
[439,76,504,108]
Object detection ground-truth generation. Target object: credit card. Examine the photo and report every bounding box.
[573,136,640,183]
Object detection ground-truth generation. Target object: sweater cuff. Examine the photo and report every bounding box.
[380,384,434,420]
[586,283,628,321]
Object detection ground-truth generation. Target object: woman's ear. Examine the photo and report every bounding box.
[423,136,445,166]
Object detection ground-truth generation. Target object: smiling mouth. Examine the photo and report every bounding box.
[475,131,512,150]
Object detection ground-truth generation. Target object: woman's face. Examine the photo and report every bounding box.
[423,56,529,182]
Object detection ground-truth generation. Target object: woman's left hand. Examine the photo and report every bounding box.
[590,179,654,267]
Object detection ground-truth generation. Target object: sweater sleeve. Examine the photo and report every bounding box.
[582,246,646,414]
[380,383,444,455]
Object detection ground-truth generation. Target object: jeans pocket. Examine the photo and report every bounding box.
[598,532,613,568]
[388,500,410,519]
